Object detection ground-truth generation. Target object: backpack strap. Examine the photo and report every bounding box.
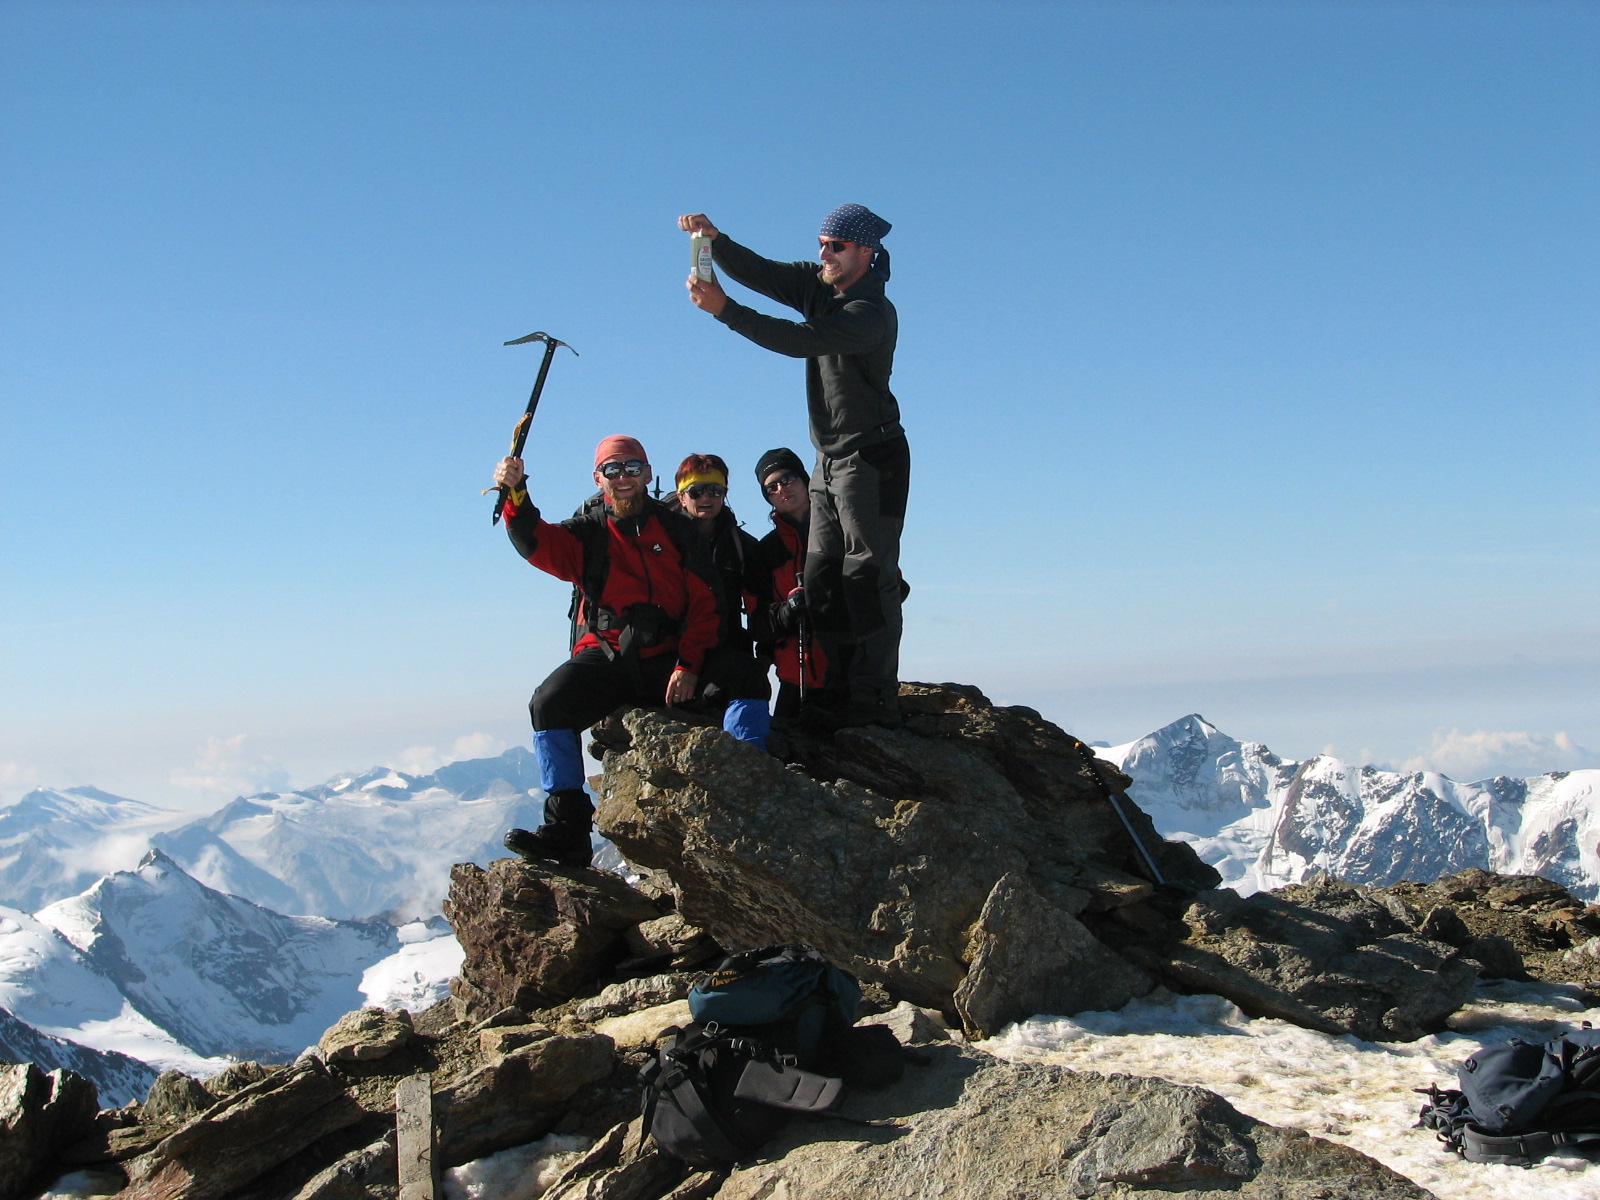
[654,1027,755,1163]
[1459,1124,1600,1165]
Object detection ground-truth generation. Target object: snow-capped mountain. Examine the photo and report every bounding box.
[0,750,533,1091]
[0,749,548,920]
[152,748,545,920]
[0,786,187,913]
[37,849,397,1061]
[0,851,461,1099]
[1102,715,1600,899]
[0,900,224,1085]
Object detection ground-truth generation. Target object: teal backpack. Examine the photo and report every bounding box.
[640,944,900,1166]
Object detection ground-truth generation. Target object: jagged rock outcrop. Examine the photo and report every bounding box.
[1,1062,100,1200]
[1372,867,1600,988]
[21,683,1596,1200]
[444,859,661,1019]
[598,683,1217,1036]
[591,683,1484,1041]
[114,1057,368,1199]
[1123,877,1479,1040]
[23,989,621,1199]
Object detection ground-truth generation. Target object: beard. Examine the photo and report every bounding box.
[609,493,645,519]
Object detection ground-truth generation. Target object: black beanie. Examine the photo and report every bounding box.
[754,447,807,488]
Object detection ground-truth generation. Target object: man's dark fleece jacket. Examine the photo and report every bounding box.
[711,235,902,457]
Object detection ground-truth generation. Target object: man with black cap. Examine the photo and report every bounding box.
[679,205,908,729]
[492,435,720,867]
[752,447,826,720]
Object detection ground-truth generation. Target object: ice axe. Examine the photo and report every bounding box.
[1074,741,1167,886]
[489,331,578,525]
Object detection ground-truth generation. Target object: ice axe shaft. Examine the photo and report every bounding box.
[492,331,578,524]
[795,611,810,704]
[1076,741,1167,886]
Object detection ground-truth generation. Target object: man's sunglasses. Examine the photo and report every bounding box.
[820,240,854,253]
[598,459,646,479]
[681,483,726,500]
[764,472,803,495]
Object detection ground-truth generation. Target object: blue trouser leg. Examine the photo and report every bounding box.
[723,698,771,751]
[533,728,585,795]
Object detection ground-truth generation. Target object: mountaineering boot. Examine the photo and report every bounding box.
[503,788,594,868]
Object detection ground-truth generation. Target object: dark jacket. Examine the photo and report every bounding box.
[662,496,767,655]
[711,234,901,456]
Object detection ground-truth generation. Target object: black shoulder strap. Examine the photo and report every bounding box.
[649,1027,751,1163]
[1459,1124,1600,1165]
[561,505,615,658]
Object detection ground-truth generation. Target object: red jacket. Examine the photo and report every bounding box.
[505,494,720,675]
[758,512,827,690]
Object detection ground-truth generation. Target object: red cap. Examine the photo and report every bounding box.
[594,435,647,468]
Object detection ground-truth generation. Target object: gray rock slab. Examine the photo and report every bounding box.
[718,1044,1434,1200]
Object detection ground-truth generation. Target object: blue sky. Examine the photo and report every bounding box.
[3,0,1595,810]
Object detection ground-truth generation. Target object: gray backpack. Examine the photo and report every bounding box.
[1416,1027,1600,1164]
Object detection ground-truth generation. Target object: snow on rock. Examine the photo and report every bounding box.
[984,979,1600,1200]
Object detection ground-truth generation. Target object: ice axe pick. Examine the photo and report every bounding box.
[489,331,578,524]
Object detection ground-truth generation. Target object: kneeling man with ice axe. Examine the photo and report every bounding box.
[493,434,723,867]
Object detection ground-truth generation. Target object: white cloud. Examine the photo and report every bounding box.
[170,735,292,801]
[397,732,509,777]
[0,760,48,807]
[1400,729,1597,781]
[56,832,159,879]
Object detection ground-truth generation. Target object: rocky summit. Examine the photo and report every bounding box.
[6,682,1598,1200]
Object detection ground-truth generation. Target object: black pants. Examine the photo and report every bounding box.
[805,435,910,703]
[529,642,768,730]
[529,645,679,732]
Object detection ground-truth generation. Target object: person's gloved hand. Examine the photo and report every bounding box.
[775,586,806,633]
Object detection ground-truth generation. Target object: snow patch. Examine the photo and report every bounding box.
[983,981,1600,1200]
[443,1133,591,1200]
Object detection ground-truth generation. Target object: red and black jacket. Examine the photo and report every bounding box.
[756,511,826,691]
[503,493,721,675]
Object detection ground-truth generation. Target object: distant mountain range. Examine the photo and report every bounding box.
[0,848,457,1105]
[1101,715,1600,900]
[2,725,1593,1105]
[0,749,547,919]
[0,750,543,1103]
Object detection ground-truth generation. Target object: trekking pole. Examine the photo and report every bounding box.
[489,331,578,525]
[1074,741,1166,886]
[795,609,809,704]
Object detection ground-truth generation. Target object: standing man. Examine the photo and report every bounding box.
[494,435,720,867]
[679,204,909,729]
